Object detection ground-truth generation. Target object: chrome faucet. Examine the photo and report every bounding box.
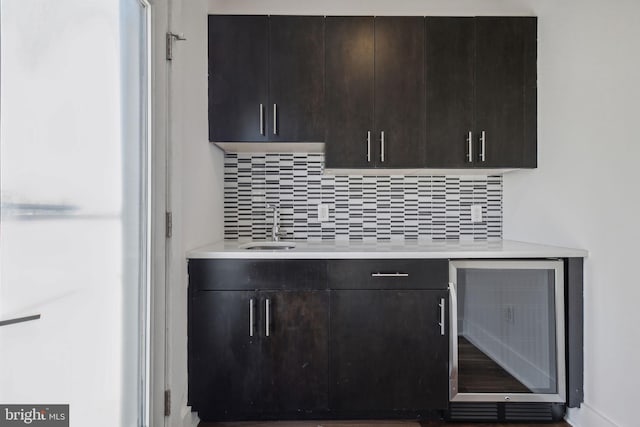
[266,204,280,241]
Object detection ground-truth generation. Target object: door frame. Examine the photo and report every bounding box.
[148,0,170,425]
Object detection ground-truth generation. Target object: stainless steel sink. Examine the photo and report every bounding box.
[239,241,297,250]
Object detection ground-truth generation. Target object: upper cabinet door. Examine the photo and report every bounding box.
[425,17,475,168]
[208,15,268,142]
[374,17,426,168]
[475,17,537,168]
[425,16,537,168]
[325,17,375,168]
[269,16,325,142]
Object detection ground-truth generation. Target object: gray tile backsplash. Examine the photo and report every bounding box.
[224,153,502,241]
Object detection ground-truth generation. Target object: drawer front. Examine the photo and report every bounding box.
[327,259,448,290]
[188,259,327,291]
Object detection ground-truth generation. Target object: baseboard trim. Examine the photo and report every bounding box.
[567,403,618,427]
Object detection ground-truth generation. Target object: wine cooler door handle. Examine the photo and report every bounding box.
[449,282,459,399]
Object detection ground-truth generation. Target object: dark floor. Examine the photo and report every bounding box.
[200,421,570,426]
[458,336,530,393]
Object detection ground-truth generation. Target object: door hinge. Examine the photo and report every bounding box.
[164,389,171,416]
[165,212,172,238]
[166,32,186,61]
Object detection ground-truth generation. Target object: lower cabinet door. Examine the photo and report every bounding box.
[259,290,330,414]
[330,290,449,412]
[189,291,261,419]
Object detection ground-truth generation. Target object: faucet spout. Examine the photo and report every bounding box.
[267,204,280,242]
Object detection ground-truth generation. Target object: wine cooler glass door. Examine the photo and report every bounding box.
[449,260,565,403]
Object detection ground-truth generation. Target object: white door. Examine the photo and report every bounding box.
[0,1,150,426]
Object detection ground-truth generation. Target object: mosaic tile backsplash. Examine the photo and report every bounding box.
[224,153,502,241]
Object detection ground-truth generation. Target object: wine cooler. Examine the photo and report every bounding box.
[449,260,566,404]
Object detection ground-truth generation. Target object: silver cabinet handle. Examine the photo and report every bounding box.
[466,131,473,163]
[371,272,409,278]
[439,297,445,336]
[265,298,270,337]
[273,104,278,135]
[380,131,385,162]
[480,130,486,162]
[249,298,255,337]
[259,104,265,136]
[0,314,41,328]
[367,131,371,162]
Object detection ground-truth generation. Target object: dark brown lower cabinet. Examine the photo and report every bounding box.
[188,259,449,421]
[189,289,329,420]
[260,290,330,414]
[330,290,449,413]
[189,291,262,417]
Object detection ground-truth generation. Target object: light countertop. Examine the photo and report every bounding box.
[187,239,587,259]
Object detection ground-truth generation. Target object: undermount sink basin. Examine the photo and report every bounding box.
[239,241,297,250]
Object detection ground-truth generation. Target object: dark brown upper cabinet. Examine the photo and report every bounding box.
[209,15,537,168]
[475,17,537,168]
[425,17,475,168]
[425,17,537,168]
[209,15,268,142]
[208,15,324,142]
[269,16,325,142]
[324,17,374,168]
[325,17,426,168]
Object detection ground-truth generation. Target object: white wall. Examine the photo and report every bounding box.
[169,0,225,425]
[502,1,640,427]
[175,1,640,426]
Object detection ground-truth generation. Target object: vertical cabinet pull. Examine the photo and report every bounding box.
[366,131,371,162]
[249,298,255,337]
[380,131,385,162]
[273,104,278,135]
[259,104,265,136]
[466,131,473,163]
[439,297,445,336]
[265,298,270,337]
[480,130,486,162]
